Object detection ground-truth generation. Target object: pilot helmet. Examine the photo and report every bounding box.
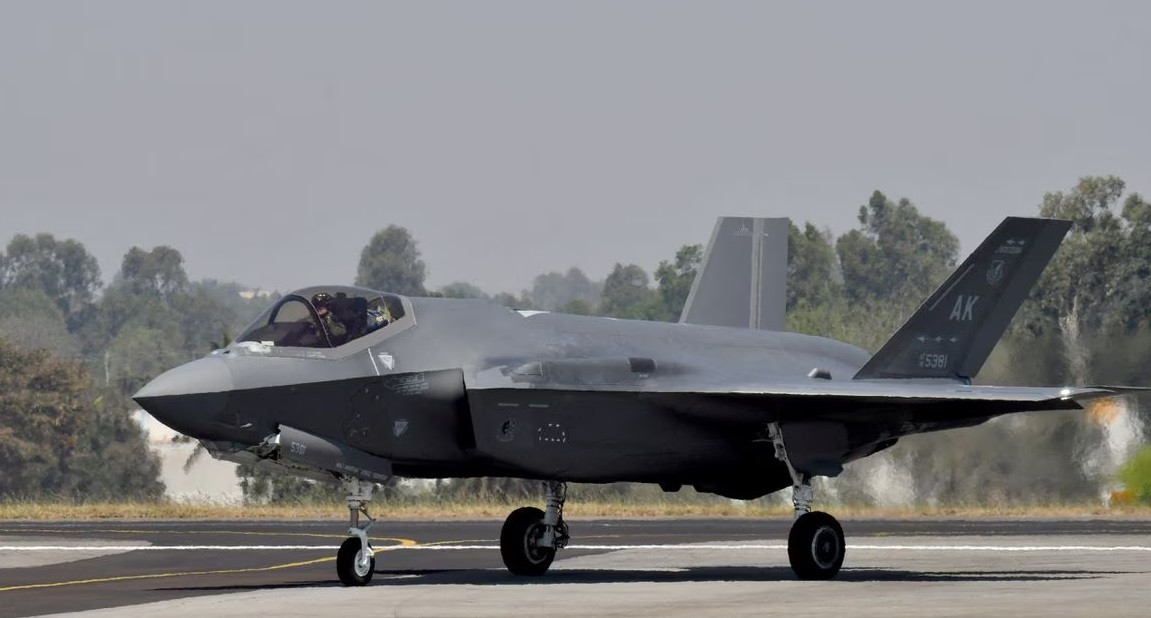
[311,292,333,308]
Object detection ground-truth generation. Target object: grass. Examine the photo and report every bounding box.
[2,500,1151,520]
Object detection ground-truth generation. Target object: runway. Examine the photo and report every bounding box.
[2,518,1150,617]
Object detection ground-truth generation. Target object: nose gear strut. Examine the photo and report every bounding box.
[336,477,376,586]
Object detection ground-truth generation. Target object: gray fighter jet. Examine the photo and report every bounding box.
[135,216,1132,585]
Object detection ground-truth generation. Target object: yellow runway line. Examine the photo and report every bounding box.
[0,556,336,593]
[0,528,353,540]
[0,537,418,593]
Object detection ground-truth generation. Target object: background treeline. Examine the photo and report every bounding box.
[2,175,1149,506]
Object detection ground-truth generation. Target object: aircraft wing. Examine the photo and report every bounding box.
[700,381,1121,402]
[639,381,1142,437]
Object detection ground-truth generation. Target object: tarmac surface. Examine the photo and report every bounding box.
[1,517,1150,617]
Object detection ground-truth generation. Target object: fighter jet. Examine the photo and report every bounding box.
[135,216,1133,585]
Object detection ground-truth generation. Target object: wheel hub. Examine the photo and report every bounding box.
[810,525,840,569]
[355,548,372,577]
[523,523,551,563]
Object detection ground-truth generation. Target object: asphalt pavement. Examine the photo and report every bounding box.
[2,517,1149,617]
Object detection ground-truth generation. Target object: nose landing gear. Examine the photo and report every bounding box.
[336,477,376,586]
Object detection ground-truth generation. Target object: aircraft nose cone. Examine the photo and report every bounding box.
[133,357,234,439]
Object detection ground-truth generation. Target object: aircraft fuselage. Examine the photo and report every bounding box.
[137,292,873,498]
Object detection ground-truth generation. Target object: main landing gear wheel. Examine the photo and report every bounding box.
[788,511,845,580]
[501,481,570,576]
[766,422,847,580]
[336,536,376,586]
[500,506,556,575]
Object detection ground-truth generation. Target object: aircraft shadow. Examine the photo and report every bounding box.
[375,566,1108,585]
[159,566,1112,592]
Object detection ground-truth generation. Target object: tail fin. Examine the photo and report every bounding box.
[679,217,789,330]
[853,216,1071,380]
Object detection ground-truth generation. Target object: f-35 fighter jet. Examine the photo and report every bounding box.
[135,216,1131,584]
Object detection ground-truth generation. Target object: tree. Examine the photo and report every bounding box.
[491,291,535,310]
[558,298,595,316]
[0,338,163,500]
[0,233,101,326]
[836,190,958,307]
[598,263,663,320]
[438,281,488,299]
[120,246,189,299]
[787,223,840,311]
[67,388,166,501]
[529,267,601,311]
[355,225,427,295]
[0,288,82,357]
[654,244,702,321]
[84,247,237,395]
[192,279,276,335]
[105,325,188,395]
[1017,176,1151,383]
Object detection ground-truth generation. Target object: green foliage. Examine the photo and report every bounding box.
[438,281,488,299]
[236,463,344,504]
[120,246,189,298]
[0,338,163,500]
[192,279,274,335]
[435,477,538,502]
[558,298,595,316]
[787,223,839,311]
[491,291,536,310]
[653,244,701,321]
[529,267,601,311]
[837,190,958,306]
[0,233,101,326]
[355,225,427,295]
[1118,445,1151,504]
[68,389,166,501]
[599,263,665,320]
[0,288,82,358]
[1021,177,1151,341]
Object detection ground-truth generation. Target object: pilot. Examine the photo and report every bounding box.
[365,301,390,333]
[311,292,347,344]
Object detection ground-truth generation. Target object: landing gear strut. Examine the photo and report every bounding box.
[500,481,570,575]
[768,423,845,580]
[336,477,376,586]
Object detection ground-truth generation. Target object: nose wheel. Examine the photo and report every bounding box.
[337,536,375,585]
[336,477,376,586]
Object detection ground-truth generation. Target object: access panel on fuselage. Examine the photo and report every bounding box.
[467,388,739,482]
[343,369,473,464]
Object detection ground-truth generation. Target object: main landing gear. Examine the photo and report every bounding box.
[336,477,376,586]
[500,481,570,575]
[768,423,846,580]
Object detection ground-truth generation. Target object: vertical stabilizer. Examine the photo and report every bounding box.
[679,217,789,330]
[853,217,1071,380]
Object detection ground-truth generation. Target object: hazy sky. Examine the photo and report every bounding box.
[1,1,1149,294]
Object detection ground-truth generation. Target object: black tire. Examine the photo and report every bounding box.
[787,511,845,580]
[336,536,375,586]
[500,506,556,575]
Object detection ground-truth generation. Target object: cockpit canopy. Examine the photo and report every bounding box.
[235,286,407,348]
